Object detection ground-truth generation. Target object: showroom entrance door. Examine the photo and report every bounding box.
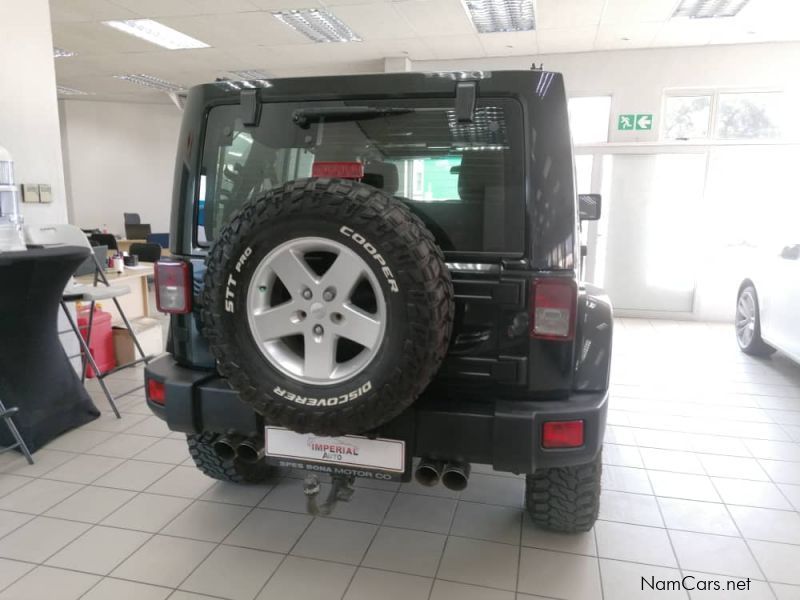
[591,152,708,313]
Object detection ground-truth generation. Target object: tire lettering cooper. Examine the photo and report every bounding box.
[339,226,399,293]
[224,247,253,313]
[273,381,372,407]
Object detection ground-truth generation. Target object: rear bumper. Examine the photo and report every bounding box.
[145,355,607,475]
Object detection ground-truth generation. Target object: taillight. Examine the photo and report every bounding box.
[542,420,584,448]
[154,260,191,314]
[530,277,577,340]
[147,379,165,405]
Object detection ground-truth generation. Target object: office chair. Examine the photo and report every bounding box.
[89,232,118,252]
[124,213,141,225]
[146,233,169,249]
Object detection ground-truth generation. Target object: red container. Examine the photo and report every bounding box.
[77,305,116,378]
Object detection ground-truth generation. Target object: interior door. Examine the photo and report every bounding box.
[600,153,707,313]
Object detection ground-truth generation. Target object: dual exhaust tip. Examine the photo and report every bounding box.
[213,436,264,465]
[415,459,470,491]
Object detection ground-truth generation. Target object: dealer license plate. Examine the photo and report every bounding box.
[264,427,406,481]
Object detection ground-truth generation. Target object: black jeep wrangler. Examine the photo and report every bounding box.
[145,70,612,533]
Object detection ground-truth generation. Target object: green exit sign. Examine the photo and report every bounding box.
[617,113,653,131]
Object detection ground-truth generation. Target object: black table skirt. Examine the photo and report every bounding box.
[0,246,100,453]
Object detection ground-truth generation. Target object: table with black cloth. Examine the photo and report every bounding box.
[0,246,100,453]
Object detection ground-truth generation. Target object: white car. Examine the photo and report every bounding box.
[736,243,800,362]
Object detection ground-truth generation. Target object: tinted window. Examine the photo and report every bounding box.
[198,98,525,254]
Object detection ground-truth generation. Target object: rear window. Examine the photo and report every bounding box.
[197,98,525,255]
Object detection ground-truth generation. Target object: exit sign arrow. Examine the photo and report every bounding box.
[636,114,652,130]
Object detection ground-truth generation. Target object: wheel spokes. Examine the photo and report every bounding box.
[338,303,382,349]
[270,248,318,297]
[320,250,366,299]
[252,302,305,340]
[303,331,338,379]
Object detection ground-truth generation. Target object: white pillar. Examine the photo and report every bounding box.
[0,0,68,225]
[384,57,413,73]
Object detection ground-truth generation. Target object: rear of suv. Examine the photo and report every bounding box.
[145,70,612,533]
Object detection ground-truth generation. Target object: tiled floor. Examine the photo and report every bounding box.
[2,318,800,599]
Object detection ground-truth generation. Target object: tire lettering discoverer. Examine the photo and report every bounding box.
[201,177,454,436]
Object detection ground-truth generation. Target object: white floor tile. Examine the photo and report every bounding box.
[518,547,601,599]
[595,521,677,567]
[436,536,518,591]
[0,566,99,600]
[111,535,215,587]
[179,545,282,600]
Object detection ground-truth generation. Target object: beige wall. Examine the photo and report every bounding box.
[0,0,68,225]
[60,100,182,236]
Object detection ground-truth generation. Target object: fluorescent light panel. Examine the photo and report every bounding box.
[53,47,76,58]
[104,19,209,49]
[462,0,536,33]
[672,0,750,18]
[114,74,185,92]
[57,86,90,95]
[273,9,361,43]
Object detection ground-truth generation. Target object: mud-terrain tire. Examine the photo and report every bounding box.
[187,433,273,483]
[201,177,454,436]
[525,452,602,533]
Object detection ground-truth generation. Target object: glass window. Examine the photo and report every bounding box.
[198,98,525,254]
[568,96,611,144]
[715,92,782,140]
[662,95,712,140]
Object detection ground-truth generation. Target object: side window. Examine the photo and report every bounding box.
[662,95,712,140]
[568,96,611,144]
[715,92,782,140]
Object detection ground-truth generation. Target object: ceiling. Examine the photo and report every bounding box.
[51,0,800,102]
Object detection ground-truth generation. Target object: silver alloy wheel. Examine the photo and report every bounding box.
[246,237,387,386]
[735,288,757,348]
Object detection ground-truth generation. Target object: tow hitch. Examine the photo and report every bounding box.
[303,474,356,516]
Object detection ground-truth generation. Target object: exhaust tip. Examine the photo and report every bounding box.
[415,460,443,487]
[236,441,264,464]
[213,438,236,461]
[441,463,470,491]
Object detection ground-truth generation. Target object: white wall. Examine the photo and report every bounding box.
[0,0,68,225]
[60,100,182,236]
[413,42,800,143]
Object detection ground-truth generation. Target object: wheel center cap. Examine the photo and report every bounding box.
[310,302,326,320]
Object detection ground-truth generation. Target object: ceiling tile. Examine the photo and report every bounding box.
[653,19,722,47]
[600,0,679,24]
[330,3,408,40]
[423,33,485,59]
[594,22,661,50]
[537,0,606,29]
[246,0,325,9]
[478,31,538,56]
[49,0,138,23]
[537,26,598,54]
[109,0,262,18]
[395,0,475,37]
[157,12,311,46]
[52,21,165,53]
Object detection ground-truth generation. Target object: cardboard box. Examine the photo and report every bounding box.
[113,317,164,363]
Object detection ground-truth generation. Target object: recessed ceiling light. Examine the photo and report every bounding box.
[228,69,271,81]
[461,0,536,33]
[104,19,209,49]
[57,85,90,96]
[672,0,750,19]
[272,9,361,43]
[53,47,76,58]
[114,74,185,92]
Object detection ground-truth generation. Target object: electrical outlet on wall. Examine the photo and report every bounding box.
[39,184,52,203]
[21,183,39,203]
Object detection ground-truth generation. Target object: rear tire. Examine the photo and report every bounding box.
[187,433,273,484]
[525,453,602,533]
[736,285,776,357]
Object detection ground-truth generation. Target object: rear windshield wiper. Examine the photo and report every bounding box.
[292,106,415,129]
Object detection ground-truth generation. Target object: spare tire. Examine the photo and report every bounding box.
[201,177,454,436]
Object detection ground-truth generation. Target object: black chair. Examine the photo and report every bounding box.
[89,232,118,252]
[129,242,162,263]
[124,212,141,225]
[0,246,100,453]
